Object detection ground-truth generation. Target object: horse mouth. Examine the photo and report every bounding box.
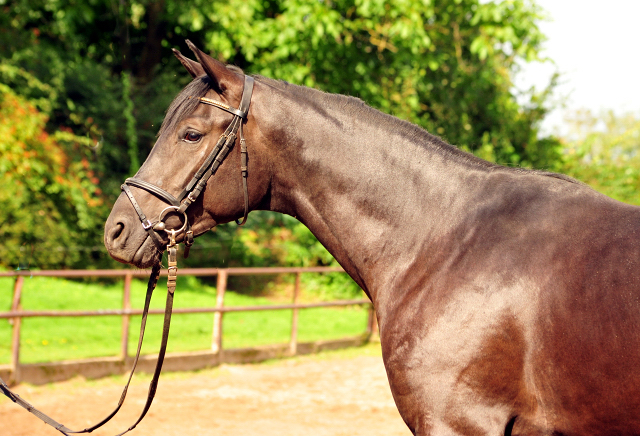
[132,238,163,269]
[107,234,162,269]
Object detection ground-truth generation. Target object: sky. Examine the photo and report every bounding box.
[515,0,640,136]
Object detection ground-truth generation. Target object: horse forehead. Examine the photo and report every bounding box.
[179,100,225,127]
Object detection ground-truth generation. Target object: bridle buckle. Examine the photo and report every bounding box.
[167,229,178,248]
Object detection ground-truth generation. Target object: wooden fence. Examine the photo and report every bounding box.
[0,267,375,384]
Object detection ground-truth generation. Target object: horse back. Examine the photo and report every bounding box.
[531,186,640,434]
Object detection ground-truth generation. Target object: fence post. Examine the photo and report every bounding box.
[211,269,227,353]
[120,273,132,361]
[10,276,24,385]
[289,272,301,355]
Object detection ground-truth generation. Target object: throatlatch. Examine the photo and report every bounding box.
[0,74,254,435]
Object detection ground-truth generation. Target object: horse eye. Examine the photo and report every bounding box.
[183,131,203,143]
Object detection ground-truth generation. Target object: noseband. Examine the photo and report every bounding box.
[122,74,255,256]
[0,74,255,436]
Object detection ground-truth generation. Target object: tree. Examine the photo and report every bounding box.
[561,110,640,205]
[0,78,105,269]
[0,0,561,272]
[181,0,559,167]
[174,0,564,290]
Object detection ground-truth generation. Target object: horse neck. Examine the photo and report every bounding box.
[261,84,492,303]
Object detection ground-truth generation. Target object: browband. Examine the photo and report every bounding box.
[197,96,247,118]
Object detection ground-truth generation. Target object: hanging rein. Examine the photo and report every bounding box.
[0,75,255,435]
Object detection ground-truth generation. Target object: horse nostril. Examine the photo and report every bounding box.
[111,222,125,241]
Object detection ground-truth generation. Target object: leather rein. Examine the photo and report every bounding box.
[0,74,255,435]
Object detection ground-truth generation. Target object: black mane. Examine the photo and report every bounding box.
[160,73,579,185]
[256,76,580,184]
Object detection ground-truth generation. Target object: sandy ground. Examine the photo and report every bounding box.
[0,348,410,436]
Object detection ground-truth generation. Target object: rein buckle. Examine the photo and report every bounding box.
[167,229,178,248]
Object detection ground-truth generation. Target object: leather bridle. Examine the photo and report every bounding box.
[0,74,255,435]
[122,74,255,256]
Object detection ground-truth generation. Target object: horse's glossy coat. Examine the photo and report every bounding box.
[105,44,640,435]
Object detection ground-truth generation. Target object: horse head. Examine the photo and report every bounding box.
[104,42,274,268]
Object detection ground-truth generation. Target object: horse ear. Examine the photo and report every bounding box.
[172,48,205,78]
[185,39,241,94]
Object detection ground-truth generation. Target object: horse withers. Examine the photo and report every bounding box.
[104,42,640,436]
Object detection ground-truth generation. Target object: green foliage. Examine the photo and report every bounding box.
[0,0,563,277]
[182,0,560,168]
[122,72,140,174]
[231,212,363,299]
[0,81,106,269]
[561,110,640,205]
[179,212,362,298]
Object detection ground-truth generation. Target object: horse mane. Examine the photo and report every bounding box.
[255,76,581,185]
[158,75,212,139]
[160,73,580,185]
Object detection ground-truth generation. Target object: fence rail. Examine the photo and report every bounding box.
[1,267,375,384]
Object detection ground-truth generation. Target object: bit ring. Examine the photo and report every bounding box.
[157,206,188,234]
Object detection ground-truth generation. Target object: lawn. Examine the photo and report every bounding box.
[0,274,370,364]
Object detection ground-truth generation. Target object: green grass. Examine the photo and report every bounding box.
[0,275,369,365]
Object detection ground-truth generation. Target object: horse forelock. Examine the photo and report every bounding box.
[158,75,212,139]
[157,64,248,140]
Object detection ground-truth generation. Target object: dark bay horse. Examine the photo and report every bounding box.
[104,43,640,436]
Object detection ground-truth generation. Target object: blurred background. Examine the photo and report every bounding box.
[1,0,639,283]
